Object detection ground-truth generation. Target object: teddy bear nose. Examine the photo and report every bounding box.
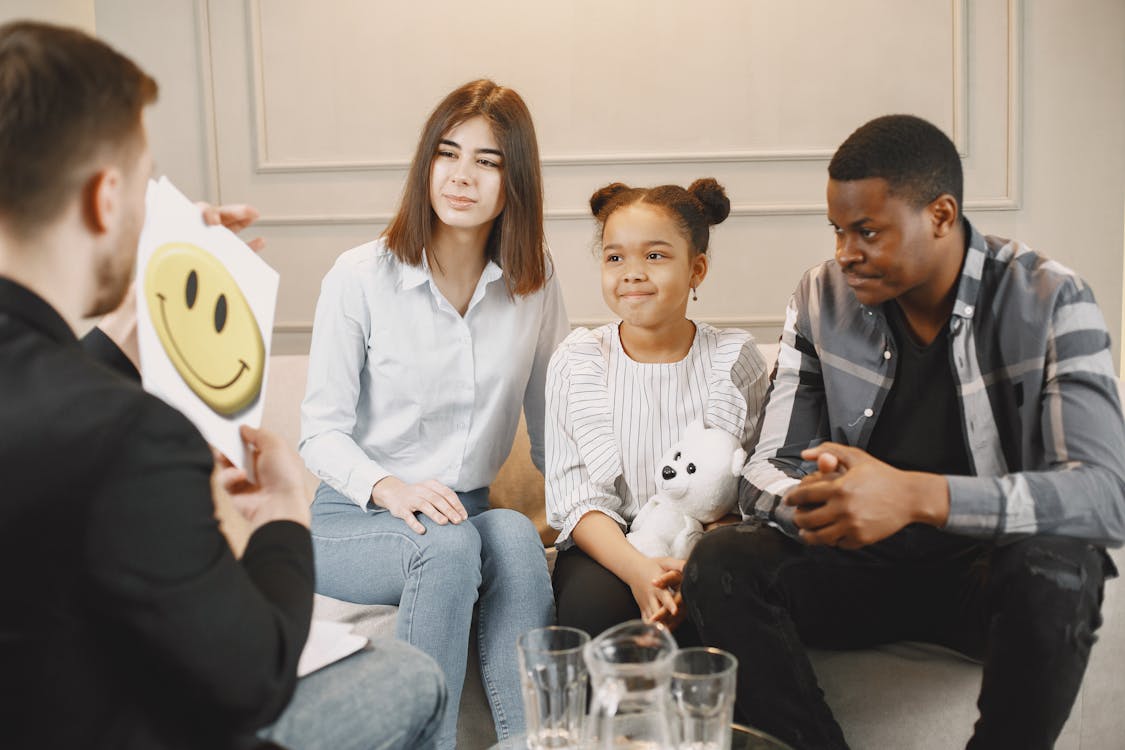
[662,466,676,480]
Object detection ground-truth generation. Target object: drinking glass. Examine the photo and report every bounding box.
[669,647,738,750]
[518,626,590,749]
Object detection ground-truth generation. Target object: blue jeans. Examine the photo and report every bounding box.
[258,637,444,750]
[311,483,554,750]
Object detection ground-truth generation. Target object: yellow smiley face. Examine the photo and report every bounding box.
[144,242,264,416]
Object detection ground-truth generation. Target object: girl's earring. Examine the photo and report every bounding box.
[691,286,698,302]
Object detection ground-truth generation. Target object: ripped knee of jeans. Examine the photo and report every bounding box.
[1025,546,1087,591]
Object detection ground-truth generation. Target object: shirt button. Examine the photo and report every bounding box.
[964,305,974,315]
[883,350,892,360]
[863,408,874,418]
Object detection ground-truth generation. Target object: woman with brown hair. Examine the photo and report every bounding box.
[299,80,568,748]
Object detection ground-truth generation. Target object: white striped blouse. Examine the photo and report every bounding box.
[545,321,771,549]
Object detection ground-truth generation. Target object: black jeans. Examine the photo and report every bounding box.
[682,522,1113,750]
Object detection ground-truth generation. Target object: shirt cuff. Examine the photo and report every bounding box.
[554,504,628,551]
[345,463,391,509]
[738,474,798,520]
[943,474,1002,538]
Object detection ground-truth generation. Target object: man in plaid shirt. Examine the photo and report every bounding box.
[682,115,1125,750]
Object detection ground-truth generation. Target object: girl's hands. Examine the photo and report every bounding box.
[625,556,686,625]
[648,558,688,629]
[370,476,468,534]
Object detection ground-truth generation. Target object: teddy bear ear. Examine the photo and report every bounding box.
[730,447,747,475]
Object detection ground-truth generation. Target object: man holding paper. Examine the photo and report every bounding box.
[0,20,444,750]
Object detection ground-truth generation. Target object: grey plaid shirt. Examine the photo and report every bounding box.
[742,219,1125,546]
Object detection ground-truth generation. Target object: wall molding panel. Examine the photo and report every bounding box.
[226,0,1023,222]
[65,0,1116,366]
[246,0,979,174]
[200,0,1027,347]
[270,316,788,356]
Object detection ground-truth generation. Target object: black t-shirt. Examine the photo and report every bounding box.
[865,301,972,477]
[863,302,974,558]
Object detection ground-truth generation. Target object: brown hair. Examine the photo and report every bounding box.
[383,79,547,296]
[0,21,158,238]
[589,178,730,255]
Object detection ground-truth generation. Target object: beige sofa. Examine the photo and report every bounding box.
[218,350,1125,750]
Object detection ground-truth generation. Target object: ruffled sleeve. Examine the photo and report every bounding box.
[701,325,771,455]
[544,326,628,549]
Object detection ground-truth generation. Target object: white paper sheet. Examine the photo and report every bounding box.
[135,177,278,470]
[297,619,369,677]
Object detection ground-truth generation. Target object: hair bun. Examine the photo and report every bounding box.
[687,178,730,226]
[590,182,632,218]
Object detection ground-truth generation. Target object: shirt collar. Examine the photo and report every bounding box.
[399,253,430,290]
[398,250,505,291]
[480,259,504,286]
[951,217,987,320]
[0,276,77,346]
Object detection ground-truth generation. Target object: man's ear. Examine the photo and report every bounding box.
[83,166,123,235]
[928,194,959,238]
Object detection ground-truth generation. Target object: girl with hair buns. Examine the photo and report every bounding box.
[299,80,569,748]
[544,178,770,640]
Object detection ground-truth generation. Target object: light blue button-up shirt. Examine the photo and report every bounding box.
[299,238,569,507]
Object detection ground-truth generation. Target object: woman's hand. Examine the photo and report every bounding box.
[624,556,686,624]
[370,476,468,534]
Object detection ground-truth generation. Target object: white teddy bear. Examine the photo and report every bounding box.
[626,421,747,559]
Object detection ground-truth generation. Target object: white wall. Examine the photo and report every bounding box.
[0,0,94,32]
[5,1,1124,368]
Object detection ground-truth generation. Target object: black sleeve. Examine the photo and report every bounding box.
[83,396,314,731]
[80,327,141,382]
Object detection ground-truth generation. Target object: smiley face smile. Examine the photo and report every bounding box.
[155,293,250,390]
[144,242,264,416]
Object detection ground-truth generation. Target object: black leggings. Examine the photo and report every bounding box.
[552,545,700,645]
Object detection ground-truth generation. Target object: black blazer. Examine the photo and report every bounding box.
[0,278,313,750]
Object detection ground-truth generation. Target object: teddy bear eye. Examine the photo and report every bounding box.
[674,451,681,461]
[687,463,696,474]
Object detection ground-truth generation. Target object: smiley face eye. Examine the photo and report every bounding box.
[186,270,198,309]
[214,294,227,333]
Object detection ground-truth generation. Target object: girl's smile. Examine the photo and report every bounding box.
[601,203,706,331]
